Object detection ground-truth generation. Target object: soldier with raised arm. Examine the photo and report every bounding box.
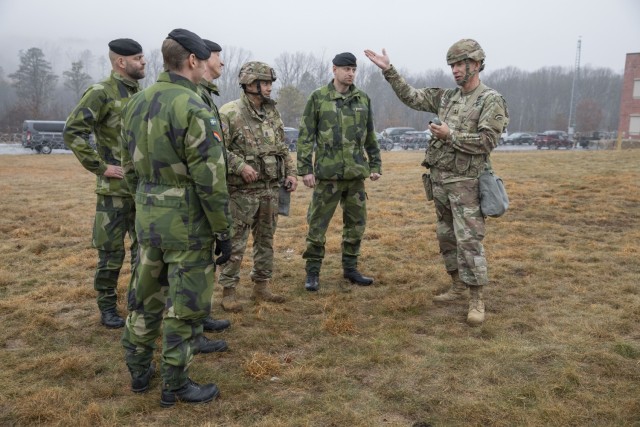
[365,40,509,325]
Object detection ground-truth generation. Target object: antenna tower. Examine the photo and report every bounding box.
[568,37,582,136]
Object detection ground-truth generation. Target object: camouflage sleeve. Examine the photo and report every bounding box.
[364,95,382,174]
[382,65,441,113]
[63,85,108,175]
[450,92,509,155]
[219,108,247,175]
[186,111,233,238]
[296,93,317,176]
[120,114,137,195]
[273,113,296,177]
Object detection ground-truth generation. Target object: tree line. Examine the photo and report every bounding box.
[0,46,622,136]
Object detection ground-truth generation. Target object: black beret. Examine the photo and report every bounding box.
[108,38,143,56]
[332,52,357,67]
[167,28,210,60]
[203,39,222,53]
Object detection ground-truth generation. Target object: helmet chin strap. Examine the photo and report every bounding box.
[457,59,478,87]
[244,81,271,101]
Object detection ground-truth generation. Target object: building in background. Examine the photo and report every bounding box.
[618,52,640,140]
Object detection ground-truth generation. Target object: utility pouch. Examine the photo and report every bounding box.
[422,173,433,201]
[259,154,279,180]
[478,169,509,218]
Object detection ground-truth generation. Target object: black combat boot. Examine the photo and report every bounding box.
[193,335,228,354]
[100,308,125,329]
[202,317,231,332]
[343,268,374,286]
[160,378,219,407]
[131,362,156,393]
[304,273,320,292]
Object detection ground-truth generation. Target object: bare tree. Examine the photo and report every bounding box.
[216,46,252,105]
[141,49,164,88]
[63,61,92,102]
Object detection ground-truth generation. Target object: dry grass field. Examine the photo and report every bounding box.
[0,148,638,426]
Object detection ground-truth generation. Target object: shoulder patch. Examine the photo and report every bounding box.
[209,117,218,128]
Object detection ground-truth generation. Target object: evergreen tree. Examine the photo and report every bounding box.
[9,48,58,117]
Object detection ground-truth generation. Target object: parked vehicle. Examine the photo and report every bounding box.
[400,130,431,150]
[21,120,67,154]
[504,132,535,145]
[284,127,299,152]
[575,131,608,149]
[535,130,573,150]
[381,127,416,143]
[376,131,394,151]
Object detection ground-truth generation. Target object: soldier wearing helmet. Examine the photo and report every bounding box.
[238,61,278,100]
[217,61,297,312]
[365,40,509,326]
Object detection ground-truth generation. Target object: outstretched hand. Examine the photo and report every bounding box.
[364,49,391,71]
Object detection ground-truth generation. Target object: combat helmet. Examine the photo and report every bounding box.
[446,39,485,71]
[238,61,277,85]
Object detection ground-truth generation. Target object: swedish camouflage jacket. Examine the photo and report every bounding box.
[383,65,509,183]
[64,71,140,196]
[120,71,232,250]
[296,81,382,181]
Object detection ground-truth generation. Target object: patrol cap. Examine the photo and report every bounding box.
[203,39,222,53]
[332,52,357,67]
[167,28,210,60]
[108,38,143,56]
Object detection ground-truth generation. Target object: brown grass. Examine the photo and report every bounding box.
[0,149,639,426]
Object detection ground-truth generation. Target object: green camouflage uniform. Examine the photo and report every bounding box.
[63,71,140,312]
[218,92,295,288]
[119,71,232,391]
[382,65,509,287]
[297,81,382,274]
[197,79,222,119]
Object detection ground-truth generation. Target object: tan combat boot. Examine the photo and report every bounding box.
[251,280,285,303]
[220,287,243,312]
[467,285,485,326]
[432,270,467,303]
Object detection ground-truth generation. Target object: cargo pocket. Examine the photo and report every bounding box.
[472,256,488,286]
[170,260,214,320]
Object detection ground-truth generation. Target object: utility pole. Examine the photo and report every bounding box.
[568,37,581,137]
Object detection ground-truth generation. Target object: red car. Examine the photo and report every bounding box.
[535,130,573,150]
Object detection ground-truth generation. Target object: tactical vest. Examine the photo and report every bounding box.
[226,104,285,189]
[424,83,495,179]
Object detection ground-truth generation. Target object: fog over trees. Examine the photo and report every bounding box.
[0,45,622,136]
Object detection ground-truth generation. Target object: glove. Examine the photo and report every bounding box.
[214,237,232,265]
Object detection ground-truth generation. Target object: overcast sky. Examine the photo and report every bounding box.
[0,0,638,77]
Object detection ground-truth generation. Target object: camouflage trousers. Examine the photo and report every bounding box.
[219,187,278,288]
[92,194,137,312]
[303,179,367,274]
[432,178,488,287]
[121,244,215,391]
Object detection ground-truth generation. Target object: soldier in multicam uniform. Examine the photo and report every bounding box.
[365,39,509,325]
[195,39,232,333]
[217,61,298,312]
[63,38,146,329]
[297,52,382,292]
[119,29,233,407]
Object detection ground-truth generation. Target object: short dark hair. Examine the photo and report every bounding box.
[161,38,191,72]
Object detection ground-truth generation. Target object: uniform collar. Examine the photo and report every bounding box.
[158,71,198,91]
[112,71,140,90]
